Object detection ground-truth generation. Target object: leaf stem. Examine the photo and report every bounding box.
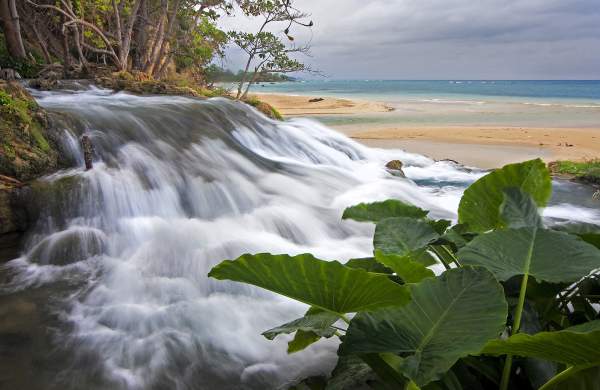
[441,245,461,267]
[430,246,451,270]
[539,365,591,390]
[499,273,529,390]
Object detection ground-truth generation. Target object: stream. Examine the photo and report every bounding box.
[0,87,598,390]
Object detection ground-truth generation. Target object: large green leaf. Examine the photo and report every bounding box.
[262,307,338,340]
[481,320,600,366]
[374,250,435,283]
[457,227,600,283]
[287,330,321,353]
[500,187,543,228]
[543,366,600,390]
[339,267,508,386]
[374,217,440,256]
[345,257,394,274]
[265,307,339,354]
[342,199,428,223]
[553,223,600,249]
[208,253,410,314]
[458,159,551,232]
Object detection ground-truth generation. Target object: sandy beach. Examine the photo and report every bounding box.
[253,92,600,168]
[252,93,393,115]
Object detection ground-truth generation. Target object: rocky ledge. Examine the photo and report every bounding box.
[0,81,66,260]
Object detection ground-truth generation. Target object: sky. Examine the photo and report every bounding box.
[217,0,600,80]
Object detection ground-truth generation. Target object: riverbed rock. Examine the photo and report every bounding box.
[95,71,210,98]
[578,168,600,186]
[385,160,406,177]
[0,81,69,253]
[0,81,62,181]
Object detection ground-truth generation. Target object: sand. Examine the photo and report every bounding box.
[253,93,600,168]
[251,93,393,115]
[338,124,600,166]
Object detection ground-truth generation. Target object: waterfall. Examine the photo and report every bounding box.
[1,87,598,389]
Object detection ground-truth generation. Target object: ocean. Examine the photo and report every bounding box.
[249,80,600,128]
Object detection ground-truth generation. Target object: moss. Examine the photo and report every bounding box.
[30,123,50,152]
[0,81,58,181]
[242,96,283,120]
[548,160,600,176]
[548,160,600,186]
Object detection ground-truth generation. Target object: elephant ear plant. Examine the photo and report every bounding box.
[209,159,600,390]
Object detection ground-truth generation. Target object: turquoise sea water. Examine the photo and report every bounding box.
[253,80,600,102]
[249,80,600,128]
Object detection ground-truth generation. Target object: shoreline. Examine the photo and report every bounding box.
[252,92,600,168]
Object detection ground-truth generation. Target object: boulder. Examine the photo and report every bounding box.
[0,81,60,181]
[385,160,406,177]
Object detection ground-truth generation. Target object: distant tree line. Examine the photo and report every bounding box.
[205,64,294,83]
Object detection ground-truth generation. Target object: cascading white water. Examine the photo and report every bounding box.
[1,87,599,389]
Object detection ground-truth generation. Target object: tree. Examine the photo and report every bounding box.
[26,0,143,72]
[231,0,313,99]
[0,0,27,60]
[20,0,231,78]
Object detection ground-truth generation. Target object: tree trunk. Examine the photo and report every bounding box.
[0,0,26,59]
[241,69,261,99]
[31,22,51,63]
[143,0,167,74]
[132,0,148,70]
[119,0,143,71]
[236,57,254,99]
[150,0,180,78]
[71,25,89,75]
[61,15,71,78]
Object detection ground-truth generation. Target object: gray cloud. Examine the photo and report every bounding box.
[218,0,600,79]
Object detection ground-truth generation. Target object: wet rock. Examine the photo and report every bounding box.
[308,98,324,102]
[95,71,209,98]
[27,227,107,266]
[0,187,27,235]
[385,160,406,177]
[578,168,600,186]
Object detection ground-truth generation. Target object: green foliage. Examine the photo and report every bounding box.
[342,199,428,222]
[481,320,600,366]
[208,159,600,389]
[208,252,410,314]
[549,160,600,185]
[549,159,600,176]
[205,64,294,82]
[0,33,41,78]
[374,250,434,283]
[175,16,228,73]
[340,267,507,386]
[262,310,337,339]
[458,158,552,232]
[373,217,439,256]
[500,187,543,228]
[458,227,600,283]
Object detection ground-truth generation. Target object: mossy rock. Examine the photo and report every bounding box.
[0,81,60,182]
[95,72,215,98]
[242,97,283,120]
[578,168,600,186]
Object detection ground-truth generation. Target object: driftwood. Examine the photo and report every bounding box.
[80,135,94,170]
